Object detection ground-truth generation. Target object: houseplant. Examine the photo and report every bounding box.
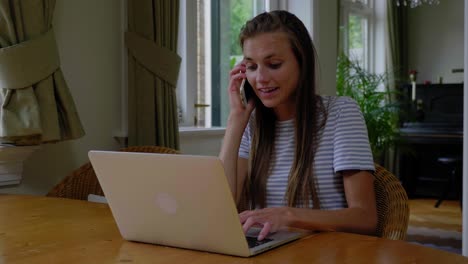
[336,54,400,163]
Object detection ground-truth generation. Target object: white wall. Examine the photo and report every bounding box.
[314,0,339,96]
[0,0,122,195]
[288,0,338,96]
[408,0,464,84]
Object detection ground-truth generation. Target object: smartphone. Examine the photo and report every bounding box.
[240,78,254,107]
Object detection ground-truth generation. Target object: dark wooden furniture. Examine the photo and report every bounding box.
[434,156,463,208]
[397,83,463,199]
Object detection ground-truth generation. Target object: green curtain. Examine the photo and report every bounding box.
[0,0,85,146]
[126,0,181,149]
[386,0,409,173]
[386,0,408,95]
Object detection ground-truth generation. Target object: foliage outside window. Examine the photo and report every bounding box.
[339,0,371,71]
[228,1,253,70]
[230,0,255,56]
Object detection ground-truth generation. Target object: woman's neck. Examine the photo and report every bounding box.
[273,105,296,121]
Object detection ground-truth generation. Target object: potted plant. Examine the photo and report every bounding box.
[336,54,400,164]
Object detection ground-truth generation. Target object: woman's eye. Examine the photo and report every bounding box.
[269,63,282,69]
[246,65,257,71]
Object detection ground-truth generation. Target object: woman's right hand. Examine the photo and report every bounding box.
[227,63,256,124]
[220,63,254,202]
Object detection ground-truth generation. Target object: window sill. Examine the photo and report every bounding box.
[178,127,225,156]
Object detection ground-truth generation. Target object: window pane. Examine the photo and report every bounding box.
[347,14,368,69]
[212,0,265,127]
[230,1,252,57]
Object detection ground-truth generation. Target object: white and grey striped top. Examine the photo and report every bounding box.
[238,96,375,210]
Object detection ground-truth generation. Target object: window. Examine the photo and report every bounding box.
[339,0,373,70]
[177,0,269,128]
[211,0,266,127]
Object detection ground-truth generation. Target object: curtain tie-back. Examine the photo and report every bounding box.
[125,31,181,87]
[0,29,60,89]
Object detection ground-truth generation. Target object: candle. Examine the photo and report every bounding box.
[411,81,416,101]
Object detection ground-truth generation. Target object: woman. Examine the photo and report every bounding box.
[219,10,377,241]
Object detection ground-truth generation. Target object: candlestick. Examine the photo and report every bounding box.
[411,81,416,101]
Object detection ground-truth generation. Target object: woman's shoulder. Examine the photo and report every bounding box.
[320,95,360,113]
[320,95,357,104]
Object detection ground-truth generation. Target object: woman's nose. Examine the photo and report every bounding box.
[255,67,269,84]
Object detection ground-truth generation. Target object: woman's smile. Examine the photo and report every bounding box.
[257,86,280,97]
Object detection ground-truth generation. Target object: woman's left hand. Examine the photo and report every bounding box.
[239,207,292,241]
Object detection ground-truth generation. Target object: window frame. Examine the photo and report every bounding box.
[340,0,375,72]
[177,0,198,127]
[177,0,278,128]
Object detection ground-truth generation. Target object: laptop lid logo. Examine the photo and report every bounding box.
[155,193,178,215]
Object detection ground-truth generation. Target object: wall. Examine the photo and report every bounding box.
[289,0,339,96]
[313,0,339,96]
[408,0,464,84]
[0,0,122,195]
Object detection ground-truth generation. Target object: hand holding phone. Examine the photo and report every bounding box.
[239,78,254,107]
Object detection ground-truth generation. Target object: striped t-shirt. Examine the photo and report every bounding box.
[238,96,375,210]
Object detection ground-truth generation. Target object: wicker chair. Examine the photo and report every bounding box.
[374,163,409,240]
[46,146,179,200]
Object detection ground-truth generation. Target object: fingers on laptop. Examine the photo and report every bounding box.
[240,210,278,241]
[258,222,272,241]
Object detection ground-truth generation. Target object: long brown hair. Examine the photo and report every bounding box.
[239,10,327,210]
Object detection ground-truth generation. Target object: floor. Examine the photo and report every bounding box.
[407,198,462,254]
[409,198,462,232]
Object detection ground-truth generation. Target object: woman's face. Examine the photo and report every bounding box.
[243,32,300,120]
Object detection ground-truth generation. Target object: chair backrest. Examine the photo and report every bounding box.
[46,146,179,200]
[373,163,409,240]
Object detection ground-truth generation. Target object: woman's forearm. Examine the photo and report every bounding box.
[219,114,246,203]
[286,207,378,235]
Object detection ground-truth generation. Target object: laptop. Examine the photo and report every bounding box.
[88,151,310,257]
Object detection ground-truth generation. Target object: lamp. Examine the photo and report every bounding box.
[396,0,440,8]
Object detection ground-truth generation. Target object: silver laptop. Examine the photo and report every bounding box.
[88,151,310,257]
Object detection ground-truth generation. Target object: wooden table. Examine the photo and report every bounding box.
[1,194,467,263]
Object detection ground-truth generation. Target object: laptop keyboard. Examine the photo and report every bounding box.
[246,236,273,248]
